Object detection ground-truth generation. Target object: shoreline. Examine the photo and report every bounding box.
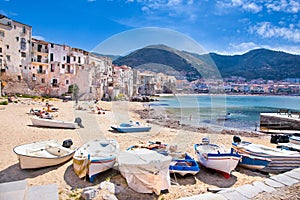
[0,98,295,199]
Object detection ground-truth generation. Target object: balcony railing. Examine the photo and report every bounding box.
[32,58,49,63]
[32,47,49,53]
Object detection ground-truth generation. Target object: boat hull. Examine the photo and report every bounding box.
[111,125,151,133]
[194,144,241,176]
[13,140,76,169]
[239,155,271,170]
[73,139,119,182]
[31,118,76,129]
[169,154,200,176]
[232,142,300,173]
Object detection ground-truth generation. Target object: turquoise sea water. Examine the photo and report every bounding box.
[150,95,300,131]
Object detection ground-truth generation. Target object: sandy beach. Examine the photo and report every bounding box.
[0,97,295,199]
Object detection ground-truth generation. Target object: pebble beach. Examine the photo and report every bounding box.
[0,97,299,200]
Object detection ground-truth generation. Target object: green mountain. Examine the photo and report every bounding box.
[113,45,300,81]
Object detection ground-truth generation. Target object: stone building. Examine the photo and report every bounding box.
[0,15,32,94]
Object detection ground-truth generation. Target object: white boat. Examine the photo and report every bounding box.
[118,148,172,195]
[30,117,77,129]
[290,135,300,145]
[73,139,119,182]
[111,121,151,133]
[217,113,231,120]
[194,138,241,177]
[232,140,300,172]
[13,139,76,169]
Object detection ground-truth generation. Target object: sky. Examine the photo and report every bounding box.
[1,0,300,55]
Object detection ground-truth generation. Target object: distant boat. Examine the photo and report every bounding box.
[232,140,300,173]
[73,139,119,182]
[13,139,76,169]
[111,121,151,133]
[217,113,231,120]
[117,148,172,195]
[194,138,241,177]
[30,117,77,129]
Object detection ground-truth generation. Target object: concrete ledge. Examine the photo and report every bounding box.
[0,180,28,200]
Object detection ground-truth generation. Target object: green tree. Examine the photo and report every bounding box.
[68,84,79,102]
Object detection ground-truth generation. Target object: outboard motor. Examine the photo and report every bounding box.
[74,117,84,128]
[233,135,241,143]
[62,139,73,148]
[202,137,210,145]
[270,135,280,144]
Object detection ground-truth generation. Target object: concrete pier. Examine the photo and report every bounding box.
[260,112,300,131]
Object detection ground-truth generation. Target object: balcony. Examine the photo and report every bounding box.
[32,47,49,54]
[32,58,48,64]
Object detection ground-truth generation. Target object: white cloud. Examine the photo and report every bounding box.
[214,42,300,55]
[250,22,300,43]
[242,2,262,13]
[124,0,197,21]
[265,0,300,13]
[32,35,46,41]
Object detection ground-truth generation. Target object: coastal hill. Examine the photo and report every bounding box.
[112,45,300,81]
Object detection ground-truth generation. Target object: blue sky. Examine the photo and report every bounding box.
[1,0,300,55]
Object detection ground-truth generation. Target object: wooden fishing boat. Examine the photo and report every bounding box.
[238,154,271,170]
[232,140,300,173]
[194,138,241,177]
[73,139,119,182]
[30,117,77,129]
[169,153,200,176]
[13,139,76,169]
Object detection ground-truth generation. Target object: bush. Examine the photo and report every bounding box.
[0,101,8,105]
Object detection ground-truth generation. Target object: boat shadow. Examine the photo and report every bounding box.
[235,166,269,177]
[195,167,238,187]
[0,163,62,183]
[63,164,119,188]
[170,173,197,185]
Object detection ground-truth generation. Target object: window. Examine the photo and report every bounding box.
[63,56,65,60]
[24,66,26,70]
[50,53,53,62]
[51,43,54,48]
[20,38,26,50]
[66,80,69,85]
[6,55,10,61]
[41,78,45,83]
[52,79,58,87]
[6,45,9,49]
[18,76,21,81]
[21,52,26,58]
[78,57,81,64]
[19,65,22,68]
[67,56,70,63]
[50,64,55,72]
[14,25,16,29]
[62,64,65,69]
[73,57,76,62]
[0,31,4,37]
[16,37,19,42]
[0,48,2,53]
[22,26,26,34]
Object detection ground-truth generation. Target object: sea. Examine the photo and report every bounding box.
[149,95,300,131]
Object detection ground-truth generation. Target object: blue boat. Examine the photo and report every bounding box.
[232,141,300,173]
[238,154,271,170]
[169,153,200,176]
[111,121,151,133]
[128,142,200,176]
